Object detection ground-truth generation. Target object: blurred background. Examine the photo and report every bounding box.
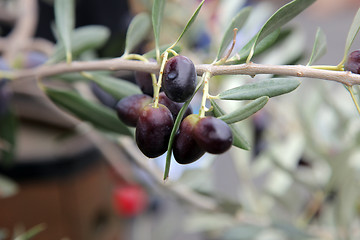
[0,0,360,239]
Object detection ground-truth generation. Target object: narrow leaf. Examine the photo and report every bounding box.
[219,78,300,100]
[231,28,281,63]
[45,88,132,136]
[152,0,166,61]
[143,45,181,59]
[164,79,204,180]
[50,71,111,82]
[307,28,327,66]
[339,8,360,66]
[54,0,75,64]
[84,72,141,100]
[124,13,152,55]
[219,96,269,124]
[50,25,110,63]
[173,0,205,47]
[246,0,316,62]
[0,110,17,167]
[217,7,252,60]
[211,99,250,150]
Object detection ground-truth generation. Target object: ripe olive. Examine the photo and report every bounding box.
[136,104,174,158]
[173,114,205,164]
[115,94,152,127]
[158,92,192,120]
[193,116,233,154]
[344,50,360,74]
[162,55,196,102]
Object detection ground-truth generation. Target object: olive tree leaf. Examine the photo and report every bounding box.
[124,12,152,55]
[339,8,360,67]
[83,72,141,100]
[45,87,132,136]
[229,28,281,64]
[50,25,110,63]
[246,0,316,63]
[216,7,252,60]
[219,78,300,100]
[219,96,269,124]
[54,0,75,64]
[211,99,250,151]
[163,79,204,180]
[152,0,166,61]
[0,110,17,167]
[307,28,327,66]
[223,225,263,240]
[172,0,205,47]
[17,224,47,240]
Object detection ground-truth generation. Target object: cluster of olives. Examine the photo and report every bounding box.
[116,55,233,164]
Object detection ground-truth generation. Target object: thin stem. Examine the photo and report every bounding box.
[154,51,168,108]
[123,53,158,92]
[199,72,211,117]
[216,28,238,65]
[167,48,178,57]
[310,65,343,71]
[348,86,360,115]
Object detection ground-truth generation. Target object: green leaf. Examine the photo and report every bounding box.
[172,0,205,47]
[163,79,204,180]
[152,0,166,61]
[45,88,132,136]
[219,96,269,124]
[50,25,110,63]
[49,71,110,82]
[0,110,17,167]
[307,28,327,66]
[339,8,360,67]
[124,13,152,55]
[54,0,75,64]
[19,224,47,240]
[83,72,141,100]
[223,225,262,240]
[272,222,313,240]
[216,7,252,60]
[246,0,316,62]
[228,28,281,64]
[211,99,250,150]
[143,45,181,59]
[219,78,300,100]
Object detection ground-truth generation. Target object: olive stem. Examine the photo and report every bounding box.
[122,53,158,94]
[10,59,360,86]
[153,51,169,108]
[309,65,344,71]
[199,71,211,118]
[348,86,360,115]
[216,28,238,65]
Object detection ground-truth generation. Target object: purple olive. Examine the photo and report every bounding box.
[136,104,174,158]
[193,116,233,154]
[173,114,205,164]
[115,94,152,127]
[162,55,196,102]
[158,92,192,120]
